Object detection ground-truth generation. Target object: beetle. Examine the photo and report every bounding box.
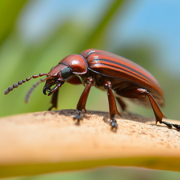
[4,49,180,130]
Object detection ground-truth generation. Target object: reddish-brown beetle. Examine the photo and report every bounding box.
[4,49,180,130]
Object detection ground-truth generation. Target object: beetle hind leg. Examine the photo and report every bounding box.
[137,89,180,130]
[104,81,121,131]
[119,88,180,130]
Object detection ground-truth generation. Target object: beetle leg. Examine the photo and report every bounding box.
[48,89,59,111]
[120,88,180,130]
[116,97,127,111]
[73,77,93,123]
[104,81,121,131]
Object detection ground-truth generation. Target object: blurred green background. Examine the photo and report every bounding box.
[1,0,180,179]
[1,0,180,120]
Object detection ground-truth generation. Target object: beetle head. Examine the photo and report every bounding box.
[4,54,88,102]
[43,54,88,96]
[43,64,71,96]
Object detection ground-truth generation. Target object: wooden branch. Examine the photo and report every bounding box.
[0,109,180,178]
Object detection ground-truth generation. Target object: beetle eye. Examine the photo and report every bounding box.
[61,67,72,79]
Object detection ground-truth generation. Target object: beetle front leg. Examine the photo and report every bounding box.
[120,88,180,130]
[48,89,59,110]
[73,77,93,123]
[104,81,121,131]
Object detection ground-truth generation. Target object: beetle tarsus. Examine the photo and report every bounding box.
[159,121,180,131]
[109,116,118,131]
[172,124,180,130]
[160,121,172,129]
[73,110,83,122]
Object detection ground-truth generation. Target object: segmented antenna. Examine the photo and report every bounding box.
[25,77,49,103]
[4,73,48,95]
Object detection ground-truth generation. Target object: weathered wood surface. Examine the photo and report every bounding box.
[0,109,180,177]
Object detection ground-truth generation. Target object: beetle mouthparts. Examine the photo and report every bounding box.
[48,83,62,96]
[43,83,62,96]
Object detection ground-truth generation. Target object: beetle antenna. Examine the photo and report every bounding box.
[4,73,48,95]
[25,77,50,103]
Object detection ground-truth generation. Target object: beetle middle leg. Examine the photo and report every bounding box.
[120,88,180,130]
[104,81,121,131]
[73,77,93,123]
